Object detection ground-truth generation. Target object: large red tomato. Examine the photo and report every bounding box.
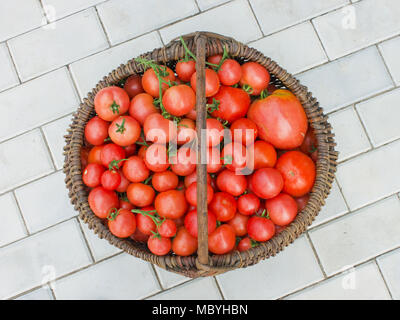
[88,187,119,219]
[94,86,130,121]
[155,190,188,219]
[162,84,196,116]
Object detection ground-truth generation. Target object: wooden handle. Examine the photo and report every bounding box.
[194,34,209,265]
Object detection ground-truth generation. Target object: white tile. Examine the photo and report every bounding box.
[0,130,54,194]
[329,106,371,161]
[217,236,324,299]
[0,0,44,42]
[196,0,231,11]
[313,0,400,60]
[97,0,198,45]
[377,248,400,299]
[154,266,191,289]
[160,0,262,44]
[0,193,27,247]
[8,8,109,81]
[356,88,400,147]
[379,36,400,85]
[287,262,391,300]
[249,22,327,75]
[336,139,400,210]
[70,32,161,98]
[15,171,77,233]
[42,114,73,170]
[55,253,160,299]
[148,278,222,300]
[79,219,121,262]
[249,0,349,36]
[0,68,78,142]
[0,219,91,299]
[0,43,19,92]
[297,46,393,113]
[310,180,349,228]
[42,0,106,21]
[15,286,54,300]
[309,196,400,276]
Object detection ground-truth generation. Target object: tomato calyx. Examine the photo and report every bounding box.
[260,89,270,100]
[104,137,112,142]
[251,239,259,248]
[206,98,220,114]
[259,209,270,219]
[132,208,165,228]
[107,207,120,221]
[115,118,126,134]
[108,158,127,171]
[144,175,153,185]
[242,84,254,95]
[117,191,129,202]
[110,101,121,114]
[213,45,230,71]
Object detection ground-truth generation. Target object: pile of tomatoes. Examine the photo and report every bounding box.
[80,42,318,257]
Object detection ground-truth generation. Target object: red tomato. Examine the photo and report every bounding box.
[126,183,155,207]
[130,227,150,243]
[157,219,177,238]
[210,86,250,123]
[247,216,275,242]
[216,169,247,196]
[101,170,121,190]
[239,62,270,95]
[82,163,105,188]
[119,198,134,211]
[250,168,283,199]
[143,113,177,144]
[94,86,130,121]
[227,212,249,236]
[163,84,196,116]
[176,60,196,82]
[294,193,310,212]
[129,93,159,125]
[237,237,253,252]
[108,115,141,147]
[115,170,130,192]
[88,145,104,165]
[137,144,149,159]
[184,171,211,188]
[124,144,136,157]
[142,66,175,98]
[152,170,179,192]
[124,75,144,98]
[237,193,260,216]
[184,209,217,238]
[247,89,308,149]
[88,187,119,219]
[185,182,214,207]
[218,59,242,86]
[191,68,220,97]
[80,147,90,169]
[107,208,136,238]
[147,235,171,256]
[135,206,156,235]
[207,54,223,65]
[100,143,126,168]
[172,227,198,256]
[208,224,236,255]
[122,156,150,183]
[206,147,222,173]
[221,142,248,172]
[170,147,196,176]
[144,143,169,172]
[265,193,298,226]
[300,128,318,162]
[177,118,196,145]
[209,192,237,222]
[251,140,277,170]
[230,118,258,146]
[206,118,224,147]
[155,190,188,219]
[85,116,109,146]
[276,151,316,197]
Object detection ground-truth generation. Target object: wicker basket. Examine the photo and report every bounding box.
[63,32,338,278]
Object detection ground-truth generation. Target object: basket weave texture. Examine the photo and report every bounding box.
[63,32,338,278]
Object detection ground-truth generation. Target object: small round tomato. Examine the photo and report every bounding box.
[152,170,179,192]
[135,206,157,235]
[184,209,217,238]
[191,68,220,97]
[85,116,109,146]
[88,145,104,165]
[276,151,316,197]
[237,193,260,216]
[108,115,141,147]
[147,235,171,256]
[155,190,188,219]
[185,182,214,207]
[185,107,197,120]
[142,66,176,98]
[100,143,126,168]
[124,144,137,157]
[144,143,169,172]
[143,113,177,144]
[216,169,247,196]
[251,140,277,170]
[115,170,130,193]
[94,86,130,121]
[209,192,237,222]
[176,60,196,82]
[206,118,224,147]
[206,147,222,173]
[265,193,298,226]
[172,227,198,256]
[184,171,211,188]
[101,170,121,190]
[137,144,149,159]
[82,163,105,188]
[218,59,242,86]
[130,227,150,243]
[157,219,177,238]
[239,62,270,95]
[294,193,310,212]
[207,54,223,65]
[208,224,236,255]
[177,118,196,145]
[124,75,144,98]
[227,212,249,236]
[237,237,253,252]
[163,84,196,117]
[126,183,155,207]
[122,156,149,183]
[247,216,275,242]
[250,168,283,199]
[170,147,196,176]
[107,208,136,238]
[129,93,159,126]
[119,198,134,211]
[88,187,119,219]
[221,142,248,172]
[230,118,258,146]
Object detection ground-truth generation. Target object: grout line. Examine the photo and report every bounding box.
[66,65,83,102]
[246,0,265,37]
[38,0,50,24]
[305,232,327,278]
[75,217,96,263]
[94,5,112,47]
[142,278,194,300]
[310,19,330,62]
[150,264,165,291]
[214,277,226,300]
[11,191,31,236]
[376,44,397,87]
[48,284,57,300]
[374,259,394,300]
[352,104,374,149]
[193,0,201,12]
[39,127,58,171]
[4,42,22,84]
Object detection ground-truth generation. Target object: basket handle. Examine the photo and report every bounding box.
[194,34,209,266]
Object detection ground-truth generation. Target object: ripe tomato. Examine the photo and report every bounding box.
[131,227,150,243]
[247,216,275,242]
[170,147,196,176]
[155,190,188,219]
[108,115,141,147]
[218,59,242,86]
[147,235,171,256]
[115,170,130,193]
[191,68,220,97]
[124,75,144,98]
[300,128,318,162]
[122,156,150,183]
[94,86,130,121]
[85,116,109,146]
[295,193,310,212]
[247,89,308,149]
[276,151,316,197]
[126,183,155,207]
[82,163,105,188]
[185,182,214,207]
[251,140,277,170]
[216,169,247,196]
[210,86,250,123]
[88,145,104,165]
[129,93,159,125]
[239,62,270,95]
[208,224,236,255]
[152,170,179,192]
[185,107,197,120]
[209,192,237,222]
[172,227,198,256]
[143,113,177,143]
[250,168,283,199]
[101,170,121,190]
[144,143,169,172]
[206,118,224,147]
[184,209,217,238]
[265,193,298,226]
[158,219,177,238]
[230,118,258,146]
[184,171,211,188]
[177,118,196,145]
[88,187,119,219]
[237,193,260,216]
[207,54,222,65]
[108,208,136,238]
[119,198,134,211]
[221,142,248,172]
[163,84,196,116]
[135,206,156,235]
[137,144,149,159]
[176,60,196,82]
[237,237,253,252]
[100,143,126,168]
[206,147,222,173]
[142,65,176,98]
[80,147,90,169]
[124,144,137,157]
[227,213,249,236]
